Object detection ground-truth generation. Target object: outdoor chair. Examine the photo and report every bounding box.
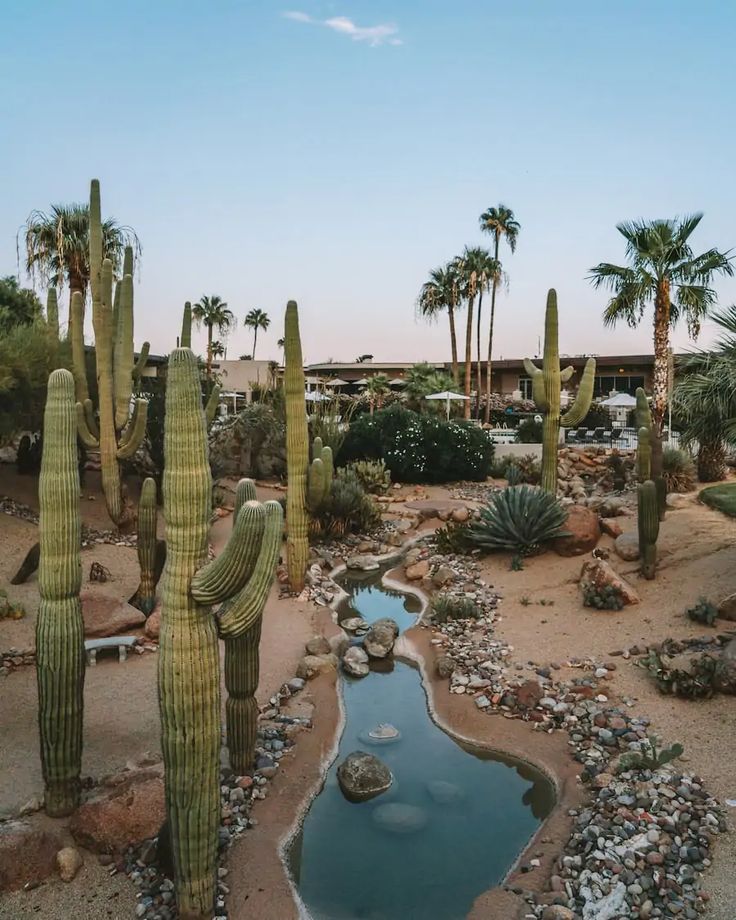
[610,428,623,445]
[593,427,605,442]
[567,430,577,443]
[602,430,612,443]
[576,427,588,443]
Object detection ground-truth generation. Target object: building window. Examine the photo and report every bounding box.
[518,376,533,400]
[594,374,645,398]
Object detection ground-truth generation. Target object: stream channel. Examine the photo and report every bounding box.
[288,564,555,920]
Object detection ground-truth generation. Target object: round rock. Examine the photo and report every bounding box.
[336,751,392,803]
[372,802,428,834]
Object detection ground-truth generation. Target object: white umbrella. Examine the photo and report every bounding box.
[353,378,370,386]
[388,378,405,387]
[325,378,349,387]
[599,393,637,407]
[425,390,470,421]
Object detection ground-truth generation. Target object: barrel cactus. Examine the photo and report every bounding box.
[284,300,309,591]
[36,369,85,817]
[524,289,596,493]
[638,479,659,579]
[74,180,150,531]
[159,348,282,919]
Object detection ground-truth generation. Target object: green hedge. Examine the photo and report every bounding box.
[338,405,494,483]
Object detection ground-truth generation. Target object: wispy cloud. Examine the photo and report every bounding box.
[282,11,402,46]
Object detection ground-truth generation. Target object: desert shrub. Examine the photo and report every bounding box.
[686,597,718,626]
[466,485,568,556]
[489,456,510,478]
[505,463,522,485]
[344,459,391,494]
[0,589,27,620]
[662,447,696,493]
[490,453,540,485]
[618,737,684,772]
[429,593,481,623]
[434,520,472,555]
[583,583,625,611]
[515,418,543,443]
[313,469,379,538]
[339,405,493,483]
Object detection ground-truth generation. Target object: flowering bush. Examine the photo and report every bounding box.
[338,405,493,483]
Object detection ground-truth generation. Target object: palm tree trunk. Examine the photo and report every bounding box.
[463,296,474,419]
[651,280,671,434]
[253,328,258,359]
[448,304,459,386]
[484,235,500,424]
[206,325,213,379]
[697,437,726,482]
[476,290,484,419]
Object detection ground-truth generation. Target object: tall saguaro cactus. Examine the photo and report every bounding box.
[46,288,59,340]
[159,349,282,919]
[36,369,85,817]
[284,300,310,591]
[74,180,150,531]
[638,479,659,579]
[524,289,596,493]
[636,387,666,520]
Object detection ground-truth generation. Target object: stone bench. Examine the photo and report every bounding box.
[84,636,137,666]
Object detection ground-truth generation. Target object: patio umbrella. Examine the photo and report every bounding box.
[388,378,405,387]
[425,390,470,421]
[353,378,370,386]
[599,393,637,407]
[325,378,349,387]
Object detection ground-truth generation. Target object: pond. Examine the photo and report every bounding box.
[288,565,555,920]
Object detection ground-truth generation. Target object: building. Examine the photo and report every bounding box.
[304,354,676,400]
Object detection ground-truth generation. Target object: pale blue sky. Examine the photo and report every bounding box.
[2,1,735,362]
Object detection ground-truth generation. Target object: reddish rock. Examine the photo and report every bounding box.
[579,559,640,606]
[0,820,62,891]
[405,560,429,581]
[553,506,601,557]
[600,518,623,538]
[515,679,544,710]
[81,592,146,638]
[69,770,165,854]
[144,604,161,640]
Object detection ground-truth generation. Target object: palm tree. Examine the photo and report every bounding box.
[192,295,235,379]
[211,340,226,359]
[277,337,285,360]
[479,204,520,423]
[417,262,462,385]
[673,306,736,481]
[455,247,496,419]
[244,308,270,359]
[22,202,140,326]
[403,362,454,413]
[364,374,391,415]
[590,215,733,432]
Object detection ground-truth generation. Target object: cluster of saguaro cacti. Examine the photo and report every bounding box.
[635,387,666,520]
[307,436,334,512]
[158,348,282,919]
[284,300,310,592]
[36,369,85,817]
[73,180,150,531]
[524,289,596,494]
[638,479,660,579]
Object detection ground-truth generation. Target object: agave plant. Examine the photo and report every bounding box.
[466,485,569,556]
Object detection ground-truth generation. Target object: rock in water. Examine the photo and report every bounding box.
[340,616,369,634]
[426,780,465,805]
[363,618,400,658]
[346,555,380,572]
[342,646,370,678]
[56,846,83,882]
[336,752,392,802]
[372,802,428,834]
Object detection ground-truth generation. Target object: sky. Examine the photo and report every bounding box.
[2,0,736,364]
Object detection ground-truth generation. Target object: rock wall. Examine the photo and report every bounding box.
[557,447,636,503]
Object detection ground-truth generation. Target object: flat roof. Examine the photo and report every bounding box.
[306,354,683,372]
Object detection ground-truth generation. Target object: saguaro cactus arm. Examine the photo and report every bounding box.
[133,342,150,382]
[136,478,159,615]
[522,357,549,410]
[76,403,100,448]
[37,368,85,817]
[116,398,148,459]
[561,358,596,427]
[70,291,89,404]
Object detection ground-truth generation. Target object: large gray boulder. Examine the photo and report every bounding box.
[342,646,370,678]
[363,618,400,658]
[336,751,392,802]
[614,532,640,561]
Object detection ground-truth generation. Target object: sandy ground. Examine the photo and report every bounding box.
[0,471,316,919]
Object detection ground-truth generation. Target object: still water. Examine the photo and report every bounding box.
[289,567,554,920]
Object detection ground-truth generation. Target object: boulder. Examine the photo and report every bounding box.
[432,564,455,588]
[404,548,422,567]
[57,846,83,882]
[579,559,640,606]
[363,618,399,658]
[81,592,146,639]
[342,646,370,678]
[600,518,623,538]
[542,908,576,920]
[717,593,736,621]
[515,679,545,710]
[144,604,161,640]
[305,636,331,656]
[340,617,369,634]
[614,532,640,561]
[451,507,470,523]
[553,505,601,557]
[372,802,428,834]
[346,555,380,572]
[295,654,338,680]
[426,780,464,805]
[599,496,626,517]
[336,751,392,802]
[436,654,455,679]
[405,560,429,581]
[0,820,63,891]
[69,770,165,854]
